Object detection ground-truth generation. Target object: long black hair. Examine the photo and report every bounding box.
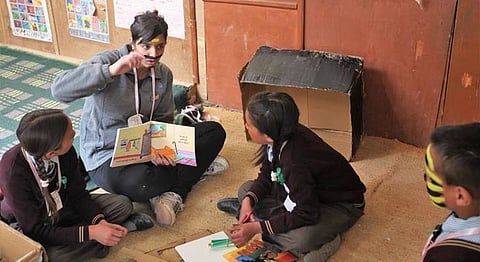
[247,91,299,168]
[16,109,69,224]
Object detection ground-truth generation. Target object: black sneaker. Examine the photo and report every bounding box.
[123,212,154,232]
[95,244,110,258]
[216,197,240,217]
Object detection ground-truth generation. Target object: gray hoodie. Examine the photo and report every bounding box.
[51,45,174,171]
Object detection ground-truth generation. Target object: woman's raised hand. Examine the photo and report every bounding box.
[109,52,145,77]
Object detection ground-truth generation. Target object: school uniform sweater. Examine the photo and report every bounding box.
[245,124,366,235]
[0,145,104,246]
[423,213,480,261]
[50,44,175,172]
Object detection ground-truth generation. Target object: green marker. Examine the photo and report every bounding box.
[208,238,234,248]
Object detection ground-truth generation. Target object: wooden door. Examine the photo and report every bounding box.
[439,0,480,125]
[304,0,457,147]
[203,0,304,109]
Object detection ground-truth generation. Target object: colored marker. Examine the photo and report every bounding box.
[208,238,235,248]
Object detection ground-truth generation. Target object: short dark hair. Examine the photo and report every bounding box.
[130,10,168,44]
[430,122,480,199]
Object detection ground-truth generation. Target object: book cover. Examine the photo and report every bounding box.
[110,121,196,167]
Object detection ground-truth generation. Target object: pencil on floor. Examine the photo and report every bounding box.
[208,238,235,248]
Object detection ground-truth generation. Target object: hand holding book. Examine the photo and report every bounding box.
[110,121,197,167]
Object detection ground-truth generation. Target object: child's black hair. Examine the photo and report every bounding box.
[430,122,480,199]
[246,92,299,200]
[246,91,299,167]
[16,109,69,223]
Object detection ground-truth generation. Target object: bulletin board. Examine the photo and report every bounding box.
[50,0,194,83]
[65,0,110,43]
[0,0,195,84]
[5,0,53,42]
[0,0,56,53]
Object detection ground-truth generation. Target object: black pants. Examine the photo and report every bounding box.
[46,194,132,262]
[89,121,226,201]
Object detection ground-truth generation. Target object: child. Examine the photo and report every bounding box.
[0,109,153,261]
[421,122,480,261]
[217,91,366,261]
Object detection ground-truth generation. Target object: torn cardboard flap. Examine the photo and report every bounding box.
[239,46,364,160]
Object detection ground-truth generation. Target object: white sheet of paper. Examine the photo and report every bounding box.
[175,231,236,262]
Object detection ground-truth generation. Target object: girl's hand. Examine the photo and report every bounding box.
[109,52,145,77]
[238,197,254,223]
[238,210,254,224]
[227,222,262,247]
[89,221,128,246]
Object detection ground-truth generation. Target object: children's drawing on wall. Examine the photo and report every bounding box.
[66,0,110,43]
[6,0,53,42]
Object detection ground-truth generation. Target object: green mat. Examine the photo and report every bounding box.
[0,46,84,157]
[0,46,99,190]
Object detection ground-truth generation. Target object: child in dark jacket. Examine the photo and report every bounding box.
[0,109,153,261]
[421,122,480,261]
[217,91,366,261]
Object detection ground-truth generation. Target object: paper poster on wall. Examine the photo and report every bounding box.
[113,0,185,40]
[5,0,53,42]
[66,0,110,43]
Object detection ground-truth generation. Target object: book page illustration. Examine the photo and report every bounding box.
[111,122,151,167]
[111,121,196,167]
[150,121,196,166]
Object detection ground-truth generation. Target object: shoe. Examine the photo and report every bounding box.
[203,156,229,176]
[174,105,204,126]
[303,234,341,262]
[95,244,109,258]
[122,212,154,232]
[217,197,240,216]
[149,192,184,226]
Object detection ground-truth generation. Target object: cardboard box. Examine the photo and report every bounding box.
[0,221,46,262]
[239,46,364,160]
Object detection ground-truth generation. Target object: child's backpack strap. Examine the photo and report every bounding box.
[432,238,480,251]
[421,227,480,261]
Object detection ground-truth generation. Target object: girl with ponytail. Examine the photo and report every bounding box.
[218,92,367,261]
[0,109,153,261]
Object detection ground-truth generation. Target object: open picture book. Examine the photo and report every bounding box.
[110,121,196,167]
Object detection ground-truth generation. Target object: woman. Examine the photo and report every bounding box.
[51,10,228,226]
